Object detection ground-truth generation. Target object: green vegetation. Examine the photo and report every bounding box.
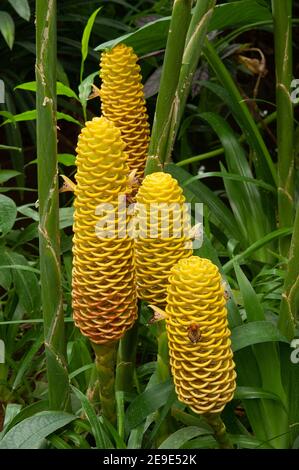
[0,0,298,450]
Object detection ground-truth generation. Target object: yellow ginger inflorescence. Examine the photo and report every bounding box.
[165,256,236,414]
[72,116,137,344]
[135,172,192,305]
[99,43,150,181]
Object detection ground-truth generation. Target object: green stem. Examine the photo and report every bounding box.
[145,0,192,173]
[93,342,117,424]
[278,203,299,340]
[174,0,216,141]
[204,413,234,449]
[36,0,69,410]
[115,322,139,393]
[156,322,170,382]
[272,0,294,256]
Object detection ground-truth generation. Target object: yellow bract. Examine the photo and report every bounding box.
[100,43,150,181]
[165,256,236,414]
[72,116,137,344]
[135,172,192,305]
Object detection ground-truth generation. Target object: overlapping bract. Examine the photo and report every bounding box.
[100,43,150,181]
[72,116,137,344]
[165,256,236,414]
[135,172,192,305]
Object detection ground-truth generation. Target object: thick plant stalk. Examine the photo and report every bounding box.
[36,0,69,410]
[99,44,150,181]
[145,0,192,173]
[272,0,294,256]
[204,413,233,449]
[279,203,299,340]
[174,0,216,142]
[93,343,117,423]
[165,256,236,413]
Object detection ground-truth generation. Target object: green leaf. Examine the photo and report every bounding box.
[159,426,212,449]
[18,204,39,221]
[0,194,17,235]
[1,110,36,125]
[0,411,75,449]
[230,434,273,449]
[209,0,271,31]
[223,227,293,273]
[80,7,102,82]
[201,47,277,185]
[2,404,22,433]
[4,401,49,434]
[12,334,44,390]
[15,81,79,100]
[0,170,21,184]
[165,163,244,243]
[58,154,76,167]
[78,71,98,112]
[231,321,288,352]
[125,380,173,431]
[182,435,217,449]
[234,263,265,322]
[0,11,15,49]
[59,207,74,229]
[95,1,272,56]
[1,110,81,126]
[56,112,81,127]
[234,386,282,402]
[71,385,112,449]
[0,144,21,151]
[3,250,40,314]
[199,112,271,253]
[95,17,169,55]
[8,0,30,21]
[0,251,12,289]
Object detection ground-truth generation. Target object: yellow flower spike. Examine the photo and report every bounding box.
[135,172,192,305]
[99,43,150,181]
[72,116,137,344]
[165,256,237,414]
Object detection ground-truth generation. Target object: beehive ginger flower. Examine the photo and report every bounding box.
[165,256,236,413]
[135,172,192,305]
[99,43,150,181]
[72,116,137,344]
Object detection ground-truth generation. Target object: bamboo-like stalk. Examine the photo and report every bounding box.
[204,413,234,449]
[93,343,117,424]
[278,203,299,340]
[36,0,69,410]
[272,0,294,256]
[173,0,216,141]
[145,0,192,173]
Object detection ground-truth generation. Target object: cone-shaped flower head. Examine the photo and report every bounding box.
[72,116,137,344]
[165,256,236,414]
[135,172,192,305]
[100,43,150,181]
